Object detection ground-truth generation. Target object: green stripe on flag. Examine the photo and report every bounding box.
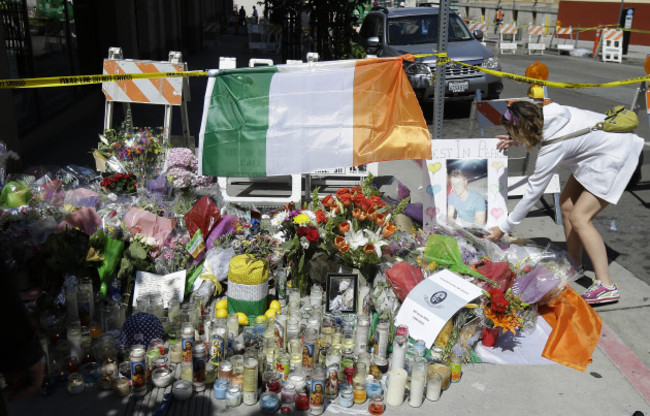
[201,66,278,177]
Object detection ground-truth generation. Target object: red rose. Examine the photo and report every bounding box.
[360,198,372,212]
[352,193,365,207]
[338,193,352,207]
[370,195,383,207]
[296,227,308,237]
[336,188,351,198]
[305,227,319,243]
[321,195,335,208]
[488,288,510,313]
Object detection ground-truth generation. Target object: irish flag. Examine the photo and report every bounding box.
[198,57,431,177]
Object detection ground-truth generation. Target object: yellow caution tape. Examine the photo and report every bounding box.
[447,59,650,89]
[0,70,208,89]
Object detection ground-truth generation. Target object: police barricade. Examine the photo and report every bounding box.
[553,26,575,55]
[526,25,546,56]
[602,29,623,63]
[498,24,518,55]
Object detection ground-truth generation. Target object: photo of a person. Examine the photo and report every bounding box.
[325,368,339,395]
[311,383,324,406]
[132,364,145,387]
[302,345,313,367]
[183,341,193,361]
[447,164,487,225]
[327,275,357,313]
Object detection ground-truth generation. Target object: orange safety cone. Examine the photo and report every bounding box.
[592,25,602,57]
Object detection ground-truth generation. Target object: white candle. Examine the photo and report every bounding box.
[385,368,407,407]
[426,373,442,401]
[408,361,427,407]
[391,335,407,371]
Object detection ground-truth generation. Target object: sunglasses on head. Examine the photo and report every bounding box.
[502,108,518,125]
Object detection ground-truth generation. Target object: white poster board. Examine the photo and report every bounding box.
[132,270,186,309]
[394,269,484,348]
[422,139,508,231]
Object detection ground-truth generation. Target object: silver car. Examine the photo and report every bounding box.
[359,7,503,102]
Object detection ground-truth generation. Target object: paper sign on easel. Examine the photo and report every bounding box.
[394,269,483,348]
[132,270,186,309]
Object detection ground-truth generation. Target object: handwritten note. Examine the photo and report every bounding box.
[132,270,186,309]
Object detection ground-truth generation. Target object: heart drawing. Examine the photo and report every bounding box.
[426,184,442,196]
[425,207,440,219]
[490,207,504,219]
[428,162,441,174]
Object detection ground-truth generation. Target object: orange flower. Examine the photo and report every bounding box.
[334,236,350,253]
[352,193,365,207]
[363,244,375,255]
[315,209,328,223]
[339,193,352,207]
[338,243,350,253]
[366,207,376,221]
[352,208,366,221]
[321,195,335,208]
[374,213,386,226]
[351,186,362,193]
[382,222,397,238]
[338,221,351,234]
[330,205,340,215]
[370,195,384,207]
[360,198,373,212]
[484,308,523,336]
[335,188,351,198]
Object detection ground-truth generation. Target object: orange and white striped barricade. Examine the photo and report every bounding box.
[101,47,191,144]
[554,26,575,54]
[467,22,488,44]
[630,81,650,129]
[498,24,518,54]
[526,25,547,55]
[601,29,623,63]
[203,22,219,46]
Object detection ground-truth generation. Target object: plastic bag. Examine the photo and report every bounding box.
[474,261,516,292]
[0,180,33,208]
[423,233,484,279]
[205,246,236,282]
[57,207,102,235]
[56,165,98,190]
[184,196,221,240]
[385,261,424,301]
[205,214,238,250]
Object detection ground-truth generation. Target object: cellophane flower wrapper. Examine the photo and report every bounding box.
[384,261,424,302]
[184,195,221,240]
[97,233,125,297]
[0,180,33,209]
[205,246,237,282]
[63,188,100,212]
[57,207,103,236]
[154,229,192,275]
[124,207,176,257]
[422,233,485,279]
[369,264,400,318]
[115,128,166,184]
[55,165,98,190]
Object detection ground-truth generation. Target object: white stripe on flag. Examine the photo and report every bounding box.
[265,62,356,176]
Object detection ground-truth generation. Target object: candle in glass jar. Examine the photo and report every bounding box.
[368,394,386,415]
[67,373,84,395]
[225,384,242,407]
[427,363,451,390]
[218,360,233,381]
[295,391,309,411]
[426,373,443,401]
[385,368,407,406]
[169,342,183,363]
[391,335,408,371]
[337,384,354,408]
[408,360,427,407]
[180,362,193,381]
[213,379,228,399]
[129,345,147,397]
[281,382,297,404]
[260,391,281,414]
[172,379,193,401]
[113,377,130,397]
[152,367,173,388]
[353,383,367,404]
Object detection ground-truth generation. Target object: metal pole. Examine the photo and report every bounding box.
[617,0,625,28]
[433,0,450,141]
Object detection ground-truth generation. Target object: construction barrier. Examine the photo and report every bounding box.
[554,27,575,54]
[527,25,547,55]
[499,24,518,55]
[601,28,623,63]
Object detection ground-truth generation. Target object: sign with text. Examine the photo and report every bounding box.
[422,138,508,231]
[132,270,186,309]
[394,269,483,348]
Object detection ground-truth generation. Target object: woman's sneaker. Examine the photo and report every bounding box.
[581,280,620,305]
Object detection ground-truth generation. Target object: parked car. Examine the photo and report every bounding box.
[359,7,503,102]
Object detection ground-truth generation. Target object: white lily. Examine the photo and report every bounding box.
[364,229,388,258]
[346,228,368,250]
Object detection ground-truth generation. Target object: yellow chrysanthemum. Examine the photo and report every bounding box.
[293,213,310,224]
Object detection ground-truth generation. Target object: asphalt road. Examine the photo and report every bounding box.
[436,48,650,286]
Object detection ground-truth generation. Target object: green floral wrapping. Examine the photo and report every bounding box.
[98,236,125,297]
[423,234,484,279]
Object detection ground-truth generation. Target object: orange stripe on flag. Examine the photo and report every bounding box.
[352,58,431,165]
[135,62,182,105]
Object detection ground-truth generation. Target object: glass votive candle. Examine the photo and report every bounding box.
[168,342,182,364]
[172,379,193,401]
[80,362,100,386]
[180,361,193,382]
[295,391,310,411]
[366,378,383,397]
[113,377,131,397]
[67,373,85,395]
[281,382,296,404]
[426,373,443,401]
[368,394,386,415]
[338,384,354,408]
[152,367,174,388]
[353,382,367,404]
[149,338,165,355]
[205,362,218,385]
[265,372,282,393]
[213,379,229,399]
[218,360,233,381]
[260,391,281,413]
[225,384,242,408]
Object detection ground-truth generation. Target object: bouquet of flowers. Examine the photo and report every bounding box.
[271,206,323,295]
[481,287,529,335]
[316,175,405,282]
[100,172,138,194]
[163,147,214,190]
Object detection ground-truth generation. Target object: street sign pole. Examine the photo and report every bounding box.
[433,0,450,141]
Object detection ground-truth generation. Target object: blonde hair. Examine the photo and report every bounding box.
[502,101,544,151]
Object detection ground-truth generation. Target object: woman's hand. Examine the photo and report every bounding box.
[496,134,518,151]
[487,226,505,242]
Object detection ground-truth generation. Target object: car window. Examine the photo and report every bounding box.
[359,14,384,40]
[387,14,472,45]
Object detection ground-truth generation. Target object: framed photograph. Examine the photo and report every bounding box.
[422,138,508,230]
[326,273,358,314]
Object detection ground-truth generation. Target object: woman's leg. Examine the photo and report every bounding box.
[565,184,611,285]
[560,175,584,266]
